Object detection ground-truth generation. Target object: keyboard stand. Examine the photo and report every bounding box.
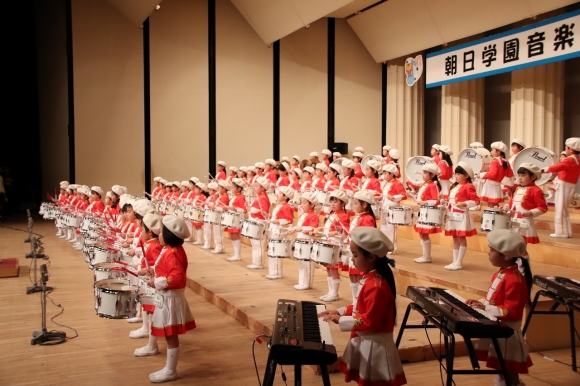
[396,302,513,386]
[262,351,332,386]
[522,290,578,371]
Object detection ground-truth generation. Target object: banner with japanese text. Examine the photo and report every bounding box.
[426,10,579,88]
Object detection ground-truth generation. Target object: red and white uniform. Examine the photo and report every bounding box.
[546,154,580,236]
[290,180,301,191]
[444,182,479,237]
[190,194,207,227]
[322,210,350,269]
[150,246,196,337]
[502,152,519,189]
[343,213,376,276]
[249,192,270,220]
[340,175,359,196]
[361,176,382,196]
[481,158,513,204]
[295,210,320,240]
[379,179,408,250]
[275,175,290,188]
[269,202,294,237]
[413,181,441,234]
[140,238,163,313]
[337,270,407,386]
[509,184,547,244]
[313,176,326,190]
[475,265,533,374]
[354,163,364,179]
[320,178,340,215]
[301,180,313,192]
[88,200,105,213]
[215,171,226,181]
[437,160,453,196]
[224,193,246,234]
[265,171,278,184]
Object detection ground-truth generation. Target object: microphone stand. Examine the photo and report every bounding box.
[26,236,50,294]
[31,264,66,345]
[25,210,46,259]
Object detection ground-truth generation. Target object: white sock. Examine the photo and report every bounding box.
[277,258,283,277]
[213,225,222,248]
[268,257,277,276]
[452,248,458,265]
[325,277,333,296]
[457,246,467,267]
[146,331,158,350]
[250,240,262,265]
[330,279,341,297]
[423,239,432,259]
[232,239,241,257]
[165,347,179,372]
[141,312,150,333]
[185,222,192,238]
[196,229,203,242]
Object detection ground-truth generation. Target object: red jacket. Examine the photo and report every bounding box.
[362,177,382,194]
[229,193,246,212]
[250,193,270,220]
[447,182,479,207]
[417,181,440,205]
[384,179,407,200]
[438,160,453,181]
[271,202,294,224]
[546,155,580,185]
[91,200,105,213]
[485,265,528,321]
[155,246,188,290]
[509,184,547,214]
[482,158,513,183]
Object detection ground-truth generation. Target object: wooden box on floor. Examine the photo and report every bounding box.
[0,258,19,278]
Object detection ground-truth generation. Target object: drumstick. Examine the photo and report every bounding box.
[138,239,149,269]
[143,191,152,197]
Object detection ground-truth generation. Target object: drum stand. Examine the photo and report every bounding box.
[31,264,66,345]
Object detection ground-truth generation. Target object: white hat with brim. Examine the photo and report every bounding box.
[143,213,163,235]
[316,163,328,172]
[322,149,332,156]
[293,168,303,179]
[91,186,103,196]
[565,137,580,152]
[330,190,349,204]
[350,227,394,256]
[439,145,453,156]
[518,162,542,181]
[255,176,270,190]
[352,152,363,158]
[195,182,208,192]
[112,185,125,196]
[301,192,319,205]
[217,160,226,167]
[491,141,508,154]
[309,152,319,158]
[133,199,156,217]
[278,186,294,200]
[457,161,474,180]
[341,159,356,169]
[303,166,315,174]
[154,177,162,182]
[354,190,376,205]
[355,146,365,153]
[389,149,400,160]
[470,142,484,148]
[382,164,398,175]
[255,162,265,169]
[422,163,441,176]
[511,139,526,148]
[208,182,219,191]
[265,159,276,166]
[218,180,231,190]
[487,229,526,259]
[383,145,392,151]
[366,160,380,171]
[60,181,70,189]
[333,152,341,158]
[293,155,301,162]
[162,215,190,240]
[232,178,247,189]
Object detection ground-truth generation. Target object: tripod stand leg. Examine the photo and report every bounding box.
[320,365,331,386]
[569,307,577,372]
[262,354,277,386]
[294,364,301,386]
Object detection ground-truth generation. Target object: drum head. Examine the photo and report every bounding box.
[95,278,130,291]
[457,148,491,175]
[513,147,556,186]
[361,155,385,175]
[93,262,122,270]
[405,156,433,184]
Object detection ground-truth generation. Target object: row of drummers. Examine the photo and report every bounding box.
[40,201,152,321]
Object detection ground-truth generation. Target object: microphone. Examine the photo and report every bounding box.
[40,264,49,284]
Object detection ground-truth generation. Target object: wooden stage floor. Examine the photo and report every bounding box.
[1,215,579,385]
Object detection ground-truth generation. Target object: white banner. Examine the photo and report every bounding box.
[426,10,580,88]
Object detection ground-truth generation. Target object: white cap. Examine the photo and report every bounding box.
[91,186,103,196]
[111,185,125,196]
[382,145,392,151]
[265,158,276,166]
[309,151,319,158]
[565,137,580,152]
[217,160,226,167]
[315,163,328,172]
[487,230,526,259]
[246,166,256,172]
[341,159,356,169]
[59,181,69,189]
[229,166,238,172]
[352,151,363,158]
[439,145,453,156]
[232,178,247,189]
[321,149,332,156]
[511,139,526,148]
[292,155,301,162]
[432,144,440,150]
[195,182,208,192]
[303,166,315,174]
[333,152,341,158]
[518,162,542,181]
[119,194,132,208]
[208,182,219,190]
[218,180,231,189]
[190,176,200,183]
[457,161,474,180]
[350,227,394,256]
[239,166,247,172]
[278,186,294,199]
[355,146,365,153]
[278,162,290,172]
[301,192,319,205]
[105,191,113,199]
[389,149,400,160]
[354,190,375,205]
[281,156,290,163]
[366,160,381,171]
[171,181,179,187]
[422,163,441,176]
[382,164,398,175]
[293,168,303,179]
[153,176,162,182]
[329,163,341,173]
[143,213,163,235]
[159,179,167,186]
[255,176,270,190]
[491,141,508,154]
[134,199,156,217]
[255,162,265,169]
[162,215,190,240]
[470,142,484,148]
[181,181,189,187]
[330,190,348,203]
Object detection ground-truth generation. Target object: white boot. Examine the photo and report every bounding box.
[266,257,282,279]
[445,249,459,270]
[294,262,309,290]
[320,277,333,300]
[227,239,242,261]
[211,225,223,253]
[127,302,143,323]
[415,239,432,263]
[449,246,467,270]
[134,332,158,357]
[149,347,179,383]
[192,228,203,245]
[129,311,150,338]
[184,222,193,241]
[322,279,341,302]
[56,228,63,237]
[247,240,263,269]
[201,224,212,249]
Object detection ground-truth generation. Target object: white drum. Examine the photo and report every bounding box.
[221,211,243,229]
[405,156,434,185]
[267,239,292,258]
[94,279,138,319]
[418,205,445,226]
[315,189,330,206]
[93,262,125,282]
[174,206,184,219]
[203,209,222,225]
[480,210,512,232]
[293,239,312,261]
[241,220,266,240]
[513,146,557,186]
[457,147,492,176]
[92,246,112,266]
[361,155,386,174]
[289,190,301,206]
[387,206,414,226]
[311,241,340,266]
[165,203,176,215]
[190,207,205,222]
[267,191,278,206]
[55,216,66,229]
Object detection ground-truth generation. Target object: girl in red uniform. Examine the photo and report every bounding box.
[290,155,301,171]
[317,190,350,302]
[320,163,341,215]
[208,180,230,254]
[313,163,328,190]
[352,152,364,179]
[431,144,441,164]
[290,168,302,191]
[275,162,291,188]
[503,163,547,258]
[189,182,208,246]
[265,186,294,279]
[216,161,227,180]
[444,162,480,271]
[141,216,196,383]
[131,213,163,340]
[301,166,315,192]
[320,227,406,386]
[89,186,105,213]
[437,145,454,197]
[466,230,533,386]
[344,190,377,308]
[264,159,278,184]
[247,177,271,270]
[361,159,382,200]
[224,178,247,262]
[481,141,513,208]
[503,139,525,197]
[201,182,219,250]
[340,159,359,212]
[379,164,407,254]
[412,164,441,264]
[291,192,320,290]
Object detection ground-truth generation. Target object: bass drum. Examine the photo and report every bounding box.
[405,156,434,185]
[457,148,492,176]
[513,146,557,186]
[361,155,385,174]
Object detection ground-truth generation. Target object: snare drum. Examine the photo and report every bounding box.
[165,203,176,215]
[203,209,222,225]
[480,210,511,232]
[183,205,194,220]
[267,239,292,258]
[387,206,414,226]
[418,205,445,226]
[267,191,278,206]
[311,241,340,266]
[241,220,266,240]
[93,262,125,282]
[315,189,330,206]
[92,245,112,266]
[457,147,492,176]
[293,239,313,261]
[94,279,138,319]
[174,206,184,218]
[190,207,205,222]
[221,211,243,229]
[289,190,302,206]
